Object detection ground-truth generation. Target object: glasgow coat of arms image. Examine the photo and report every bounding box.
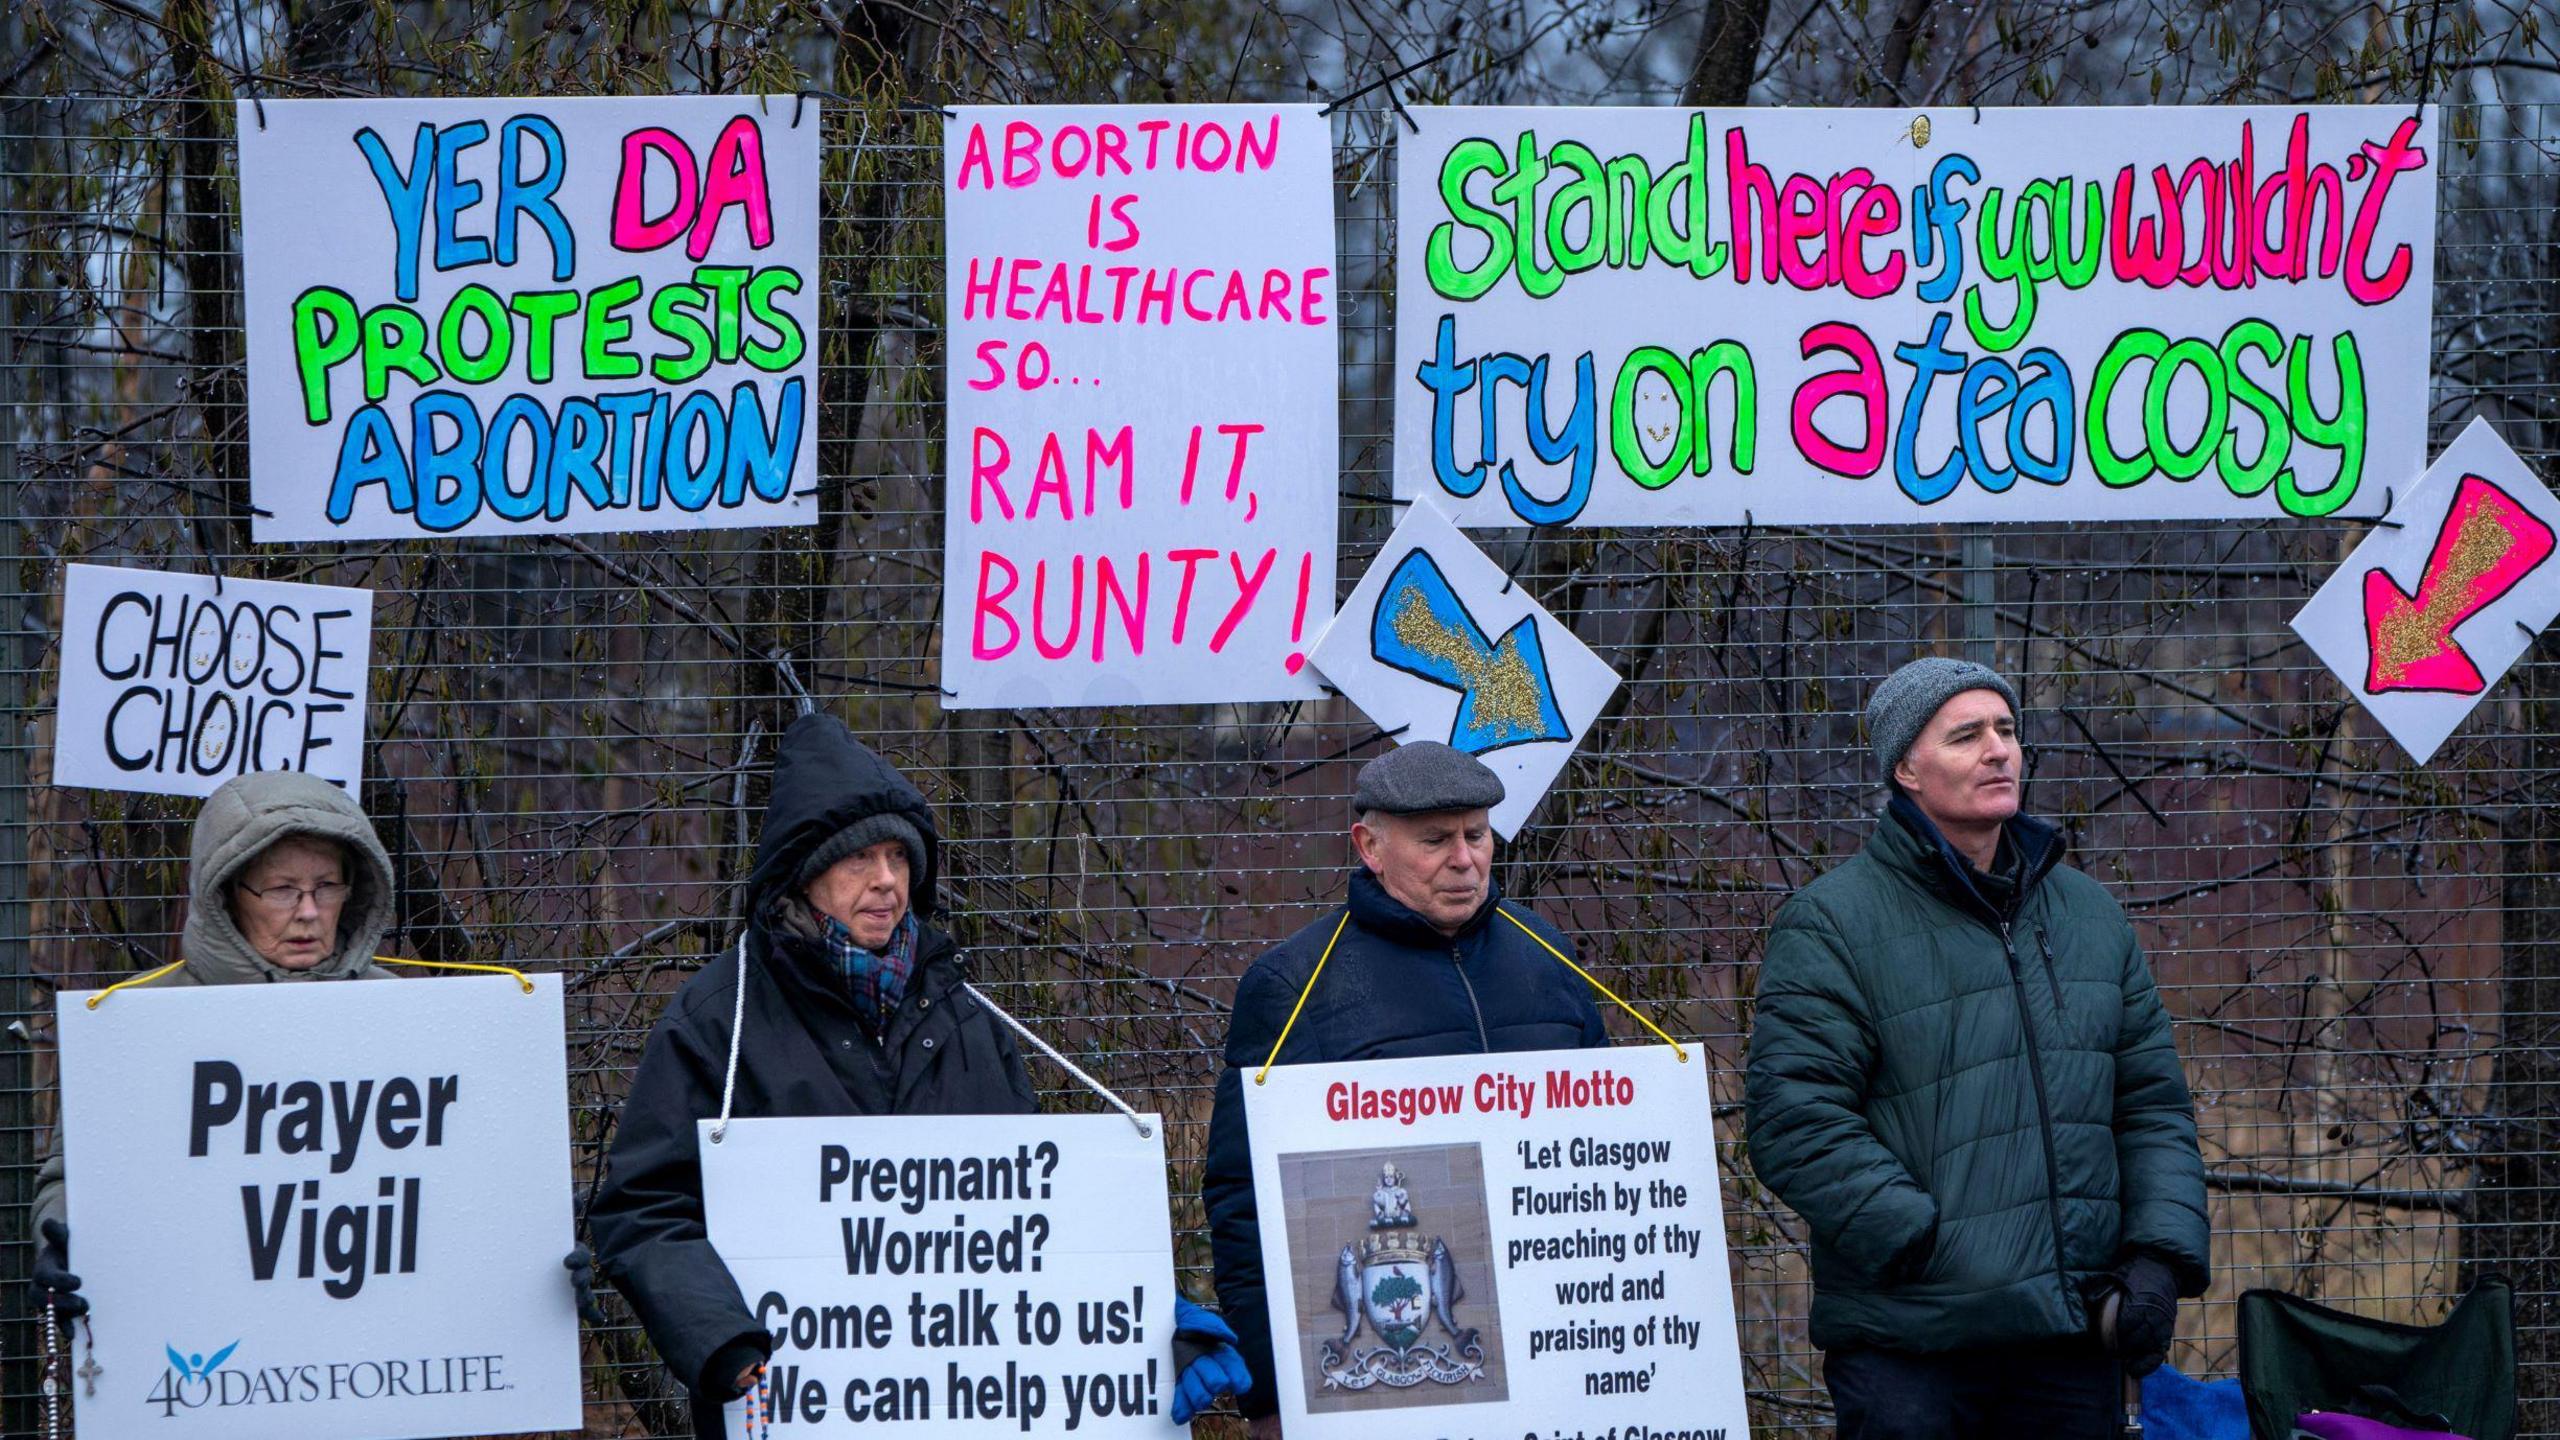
[1319,1163,1488,1390]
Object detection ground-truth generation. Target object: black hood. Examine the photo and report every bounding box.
[747,713,943,920]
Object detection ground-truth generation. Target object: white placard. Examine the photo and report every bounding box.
[941,105,1338,707]
[1307,502,1619,837]
[52,563,372,798]
[1242,1047,1747,1440]
[2291,416,2560,763]
[241,96,818,541]
[1396,105,2436,526]
[701,1113,1182,1439]
[56,974,581,1440]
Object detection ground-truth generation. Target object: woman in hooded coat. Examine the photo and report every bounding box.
[29,771,599,1324]
[591,713,1249,1436]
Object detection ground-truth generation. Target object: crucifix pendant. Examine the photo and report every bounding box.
[79,1352,101,1398]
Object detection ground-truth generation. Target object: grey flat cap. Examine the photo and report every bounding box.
[1354,741,1506,815]
[1866,657,2021,778]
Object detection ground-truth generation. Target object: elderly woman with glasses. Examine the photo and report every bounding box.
[27,771,602,1325]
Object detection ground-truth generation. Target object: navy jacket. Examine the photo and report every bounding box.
[1203,868,1608,1416]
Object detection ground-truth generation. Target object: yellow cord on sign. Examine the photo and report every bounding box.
[1254,911,1351,1086]
[376,956,537,993]
[83,960,186,1008]
[1495,908,1689,1062]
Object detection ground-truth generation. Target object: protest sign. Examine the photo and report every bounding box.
[700,1113,1181,1438]
[240,96,818,541]
[54,973,580,1440]
[52,563,372,798]
[1396,105,2436,527]
[941,105,1338,707]
[2292,416,2560,764]
[1307,501,1619,837]
[1242,1046,1746,1440]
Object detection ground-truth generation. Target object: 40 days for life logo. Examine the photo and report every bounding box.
[143,1340,517,1418]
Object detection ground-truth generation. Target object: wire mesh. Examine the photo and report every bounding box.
[1,83,2556,1439]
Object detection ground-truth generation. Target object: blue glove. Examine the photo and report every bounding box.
[1170,1297,1252,1424]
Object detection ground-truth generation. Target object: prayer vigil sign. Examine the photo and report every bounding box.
[240,96,818,541]
[700,1113,1183,1439]
[1241,1046,1748,1440]
[54,973,581,1440]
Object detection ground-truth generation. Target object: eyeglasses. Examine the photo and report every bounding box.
[236,881,351,913]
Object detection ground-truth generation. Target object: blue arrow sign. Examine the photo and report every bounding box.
[1369,550,1568,754]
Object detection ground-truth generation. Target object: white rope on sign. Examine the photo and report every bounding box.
[710,935,749,1144]
[963,982,1153,1138]
[708,935,1151,1140]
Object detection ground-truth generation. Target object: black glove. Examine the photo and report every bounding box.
[2100,1251,2179,1377]
[697,1331,772,1403]
[564,1246,606,1327]
[33,1219,86,1319]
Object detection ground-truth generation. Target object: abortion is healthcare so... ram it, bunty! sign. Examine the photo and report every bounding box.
[1242,1046,1749,1440]
[239,96,818,541]
[54,974,582,1440]
[701,1113,1183,1438]
[51,563,372,800]
[940,106,1339,708]
[1395,104,2436,527]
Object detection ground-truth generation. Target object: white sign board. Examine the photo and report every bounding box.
[701,1113,1182,1438]
[1242,1047,1747,1440]
[53,563,372,798]
[55,974,581,1440]
[2291,416,2560,764]
[1396,105,2437,526]
[941,104,1339,707]
[240,96,819,540]
[1307,501,1619,837]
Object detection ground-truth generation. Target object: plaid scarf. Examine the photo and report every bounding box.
[819,911,918,1039]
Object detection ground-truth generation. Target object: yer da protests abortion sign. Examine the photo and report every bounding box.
[1243,1047,1747,1440]
[701,1114,1181,1439]
[941,106,1338,708]
[52,564,371,800]
[241,96,817,541]
[1398,105,2436,526]
[54,974,581,1440]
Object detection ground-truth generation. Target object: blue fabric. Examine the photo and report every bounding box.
[820,911,917,1038]
[2140,1365,2247,1440]
[1170,1297,1250,1423]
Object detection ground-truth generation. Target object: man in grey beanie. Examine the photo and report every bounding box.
[1202,742,1609,1436]
[1745,658,2208,1437]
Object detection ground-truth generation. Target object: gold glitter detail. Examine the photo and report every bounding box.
[2372,500,2516,686]
[1388,582,1548,740]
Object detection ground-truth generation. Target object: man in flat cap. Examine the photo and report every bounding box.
[1204,742,1608,1436]
[1744,658,2208,1437]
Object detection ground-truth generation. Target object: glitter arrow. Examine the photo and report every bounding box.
[1369,550,1567,753]
[2362,473,2556,694]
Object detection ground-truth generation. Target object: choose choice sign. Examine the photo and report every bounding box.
[54,973,581,1440]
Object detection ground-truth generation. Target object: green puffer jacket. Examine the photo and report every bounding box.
[1744,797,2209,1354]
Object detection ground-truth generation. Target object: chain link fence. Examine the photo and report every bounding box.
[2,47,2557,1440]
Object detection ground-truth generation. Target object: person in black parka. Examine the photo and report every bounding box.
[592,713,1249,1437]
[1204,743,1608,1437]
